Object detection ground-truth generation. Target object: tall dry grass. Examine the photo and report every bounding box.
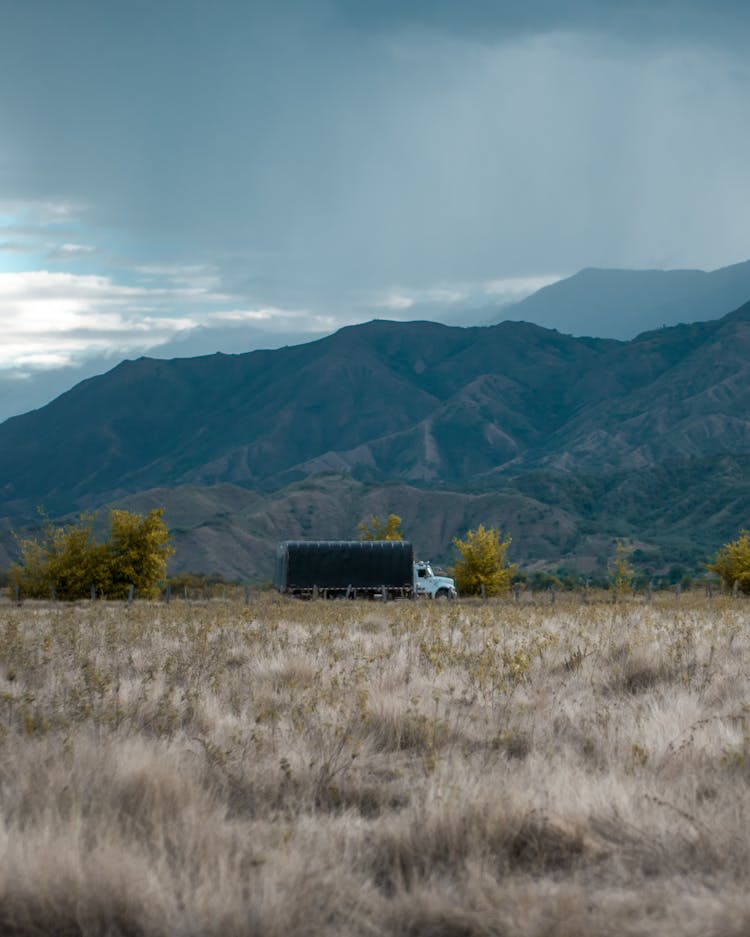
[1,592,750,935]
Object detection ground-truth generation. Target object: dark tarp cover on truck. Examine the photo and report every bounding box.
[275,540,414,592]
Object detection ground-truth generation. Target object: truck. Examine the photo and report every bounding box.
[274,540,457,600]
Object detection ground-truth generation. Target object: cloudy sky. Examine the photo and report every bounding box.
[1,0,749,417]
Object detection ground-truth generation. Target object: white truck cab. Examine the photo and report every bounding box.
[413,560,457,599]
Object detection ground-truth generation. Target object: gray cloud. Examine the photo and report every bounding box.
[0,0,748,363]
[328,0,750,44]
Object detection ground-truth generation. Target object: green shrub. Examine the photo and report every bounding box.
[9,508,173,600]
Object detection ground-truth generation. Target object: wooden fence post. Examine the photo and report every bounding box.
[128,584,135,606]
[91,584,96,601]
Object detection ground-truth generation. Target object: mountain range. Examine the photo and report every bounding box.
[2,268,750,580]
[4,260,750,425]
[498,259,750,339]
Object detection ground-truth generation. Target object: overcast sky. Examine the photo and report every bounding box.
[1,0,749,414]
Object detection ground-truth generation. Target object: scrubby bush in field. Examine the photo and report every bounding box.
[609,539,635,598]
[707,529,750,593]
[167,570,232,595]
[9,508,173,599]
[451,523,516,596]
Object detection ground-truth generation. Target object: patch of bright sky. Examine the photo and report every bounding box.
[370,276,562,314]
[0,199,364,373]
[0,193,559,376]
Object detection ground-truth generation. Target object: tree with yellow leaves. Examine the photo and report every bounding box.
[707,530,750,594]
[609,539,635,599]
[357,513,404,541]
[451,524,516,596]
[9,508,173,600]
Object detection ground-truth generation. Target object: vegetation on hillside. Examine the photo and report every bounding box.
[9,508,173,600]
[4,451,750,582]
[357,513,404,541]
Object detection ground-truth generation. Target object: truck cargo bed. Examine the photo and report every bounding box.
[275,540,414,598]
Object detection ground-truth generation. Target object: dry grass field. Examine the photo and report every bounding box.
[2,591,750,936]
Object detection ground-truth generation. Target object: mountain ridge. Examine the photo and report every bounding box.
[499,259,750,339]
[2,452,743,581]
[3,301,750,522]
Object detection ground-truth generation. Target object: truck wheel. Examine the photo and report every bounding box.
[435,588,451,601]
